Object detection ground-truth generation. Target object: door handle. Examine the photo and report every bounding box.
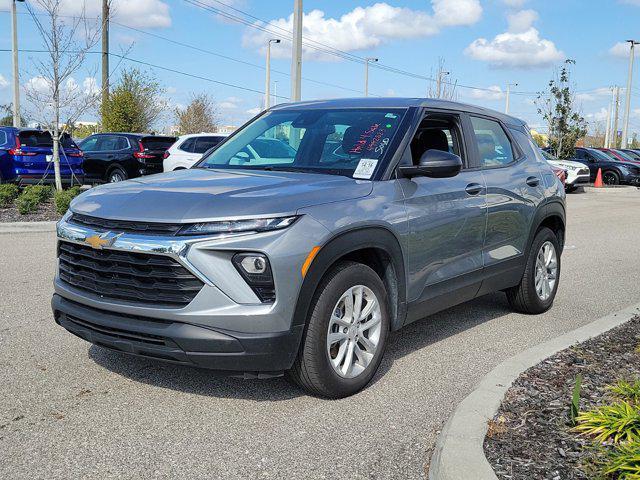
[526,176,540,187]
[465,183,483,196]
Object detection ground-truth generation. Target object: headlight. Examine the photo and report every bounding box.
[179,216,298,236]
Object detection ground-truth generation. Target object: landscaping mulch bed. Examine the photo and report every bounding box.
[484,315,640,480]
[0,200,60,223]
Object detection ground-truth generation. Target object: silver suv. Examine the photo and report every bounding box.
[53,98,565,398]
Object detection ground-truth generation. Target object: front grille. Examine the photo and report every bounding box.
[57,241,204,307]
[69,213,184,236]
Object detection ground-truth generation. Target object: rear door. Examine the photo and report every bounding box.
[470,116,545,289]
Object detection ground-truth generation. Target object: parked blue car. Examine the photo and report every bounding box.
[0,127,84,185]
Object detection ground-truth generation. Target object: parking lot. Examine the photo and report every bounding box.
[1,188,639,479]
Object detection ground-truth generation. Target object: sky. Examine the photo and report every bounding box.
[0,0,639,134]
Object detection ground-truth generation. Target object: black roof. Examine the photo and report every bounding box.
[270,97,526,127]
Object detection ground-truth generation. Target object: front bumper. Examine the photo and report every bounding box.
[53,294,303,374]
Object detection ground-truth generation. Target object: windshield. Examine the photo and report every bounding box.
[196,108,407,179]
[540,149,556,161]
[613,150,636,161]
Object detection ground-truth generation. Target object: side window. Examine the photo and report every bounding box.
[80,136,99,152]
[114,136,129,150]
[193,136,222,154]
[179,138,196,153]
[573,149,585,159]
[471,116,515,168]
[0,131,7,146]
[407,115,463,167]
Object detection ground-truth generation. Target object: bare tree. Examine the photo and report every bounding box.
[23,0,107,190]
[175,94,218,135]
[427,58,458,100]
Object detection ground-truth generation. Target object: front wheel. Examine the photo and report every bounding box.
[602,170,619,186]
[506,227,561,314]
[288,261,389,398]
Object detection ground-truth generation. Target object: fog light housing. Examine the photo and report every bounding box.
[232,253,275,303]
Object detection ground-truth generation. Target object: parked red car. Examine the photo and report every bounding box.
[596,148,640,165]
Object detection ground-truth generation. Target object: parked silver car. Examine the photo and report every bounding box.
[52,98,566,398]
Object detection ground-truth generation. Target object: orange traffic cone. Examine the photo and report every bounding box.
[594,168,603,188]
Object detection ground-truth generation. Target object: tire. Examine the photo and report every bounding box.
[506,227,561,314]
[107,167,127,183]
[602,170,619,186]
[565,185,577,193]
[287,261,390,398]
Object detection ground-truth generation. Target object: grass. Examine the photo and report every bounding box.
[603,443,640,479]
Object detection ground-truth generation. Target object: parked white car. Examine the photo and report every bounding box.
[163,133,229,172]
[541,149,591,192]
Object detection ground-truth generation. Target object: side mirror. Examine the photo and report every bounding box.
[233,151,250,163]
[400,149,462,178]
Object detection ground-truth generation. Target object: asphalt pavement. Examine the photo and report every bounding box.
[1,188,639,479]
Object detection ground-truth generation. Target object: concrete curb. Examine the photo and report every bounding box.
[429,301,640,480]
[0,221,57,235]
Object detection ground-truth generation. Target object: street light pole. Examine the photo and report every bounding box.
[101,0,109,122]
[290,0,303,102]
[364,57,378,97]
[621,39,639,149]
[264,38,280,109]
[613,86,621,148]
[605,86,614,148]
[505,83,518,114]
[11,0,25,127]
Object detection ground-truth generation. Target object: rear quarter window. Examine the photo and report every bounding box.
[0,131,7,145]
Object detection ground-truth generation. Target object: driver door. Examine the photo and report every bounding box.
[398,111,487,320]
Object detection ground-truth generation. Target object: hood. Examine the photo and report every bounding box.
[70,168,373,223]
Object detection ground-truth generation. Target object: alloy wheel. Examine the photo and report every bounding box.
[326,285,382,379]
[534,241,558,301]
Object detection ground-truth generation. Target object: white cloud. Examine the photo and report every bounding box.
[620,0,640,5]
[33,0,171,29]
[468,85,505,100]
[24,75,98,96]
[609,41,640,58]
[0,0,9,12]
[576,87,612,102]
[218,97,243,110]
[465,9,563,68]
[25,76,51,95]
[83,77,99,95]
[0,74,8,89]
[585,108,609,122]
[501,0,528,7]
[243,1,482,60]
[246,107,262,116]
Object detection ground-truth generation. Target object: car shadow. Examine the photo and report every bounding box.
[88,292,512,401]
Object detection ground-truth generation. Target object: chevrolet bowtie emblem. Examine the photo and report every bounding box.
[84,232,120,250]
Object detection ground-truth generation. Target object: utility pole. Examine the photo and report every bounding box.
[101,0,109,123]
[11,0,24,127]
[604,87,614,148]
[290,0,303,102]
[364,57,378,97]
[613,86,621,149]
[621,40,639,148]
[505,83,518,114]
[264,38,280,109]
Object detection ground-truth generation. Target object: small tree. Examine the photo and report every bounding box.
[23,0,106,190]
[102,68,165,132]
[175,94,218,134]
[536,60,587,159]
[427,58,458,100]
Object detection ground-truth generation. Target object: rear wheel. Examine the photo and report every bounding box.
[506,227,561,314]
[288,261,389,398]
[602,170,619,186]
[107,167,127,183]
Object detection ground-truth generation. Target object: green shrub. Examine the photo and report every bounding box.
[608,380,640,404]
[0,183,20,207]
[54,187,82,215]
[16,192,40,214]
[15,185,53,215]
[602,442,640,479]
[24,185,53,203]
[574,401,640,443]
